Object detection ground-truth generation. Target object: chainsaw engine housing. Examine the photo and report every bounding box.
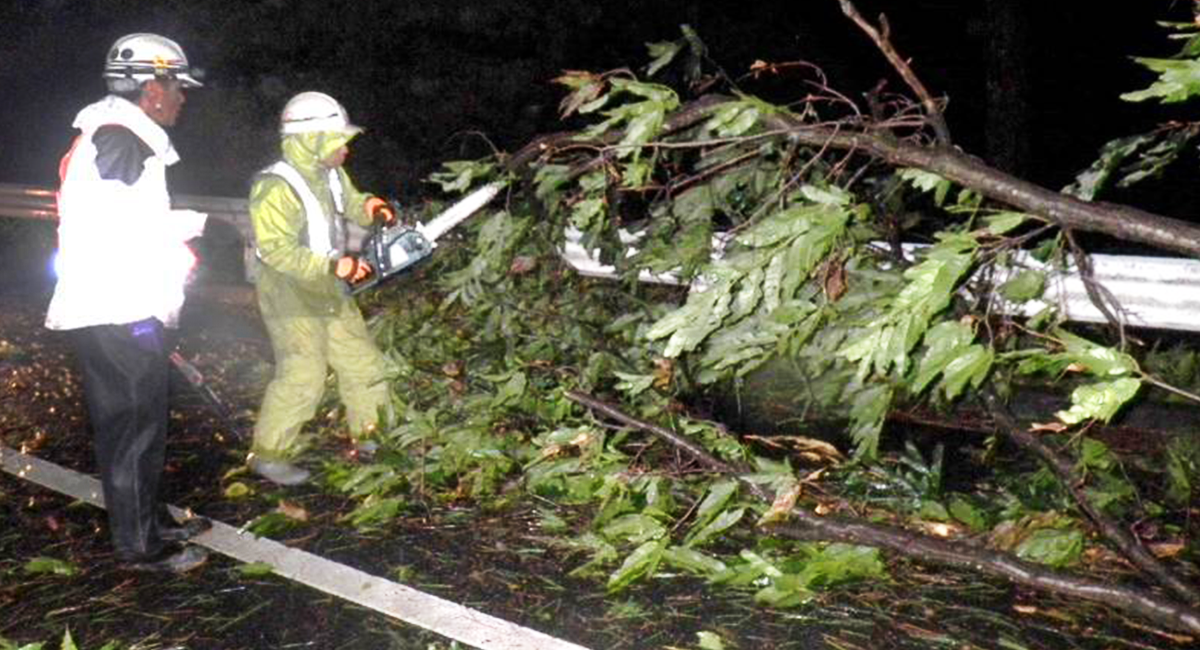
[351,225,433,294]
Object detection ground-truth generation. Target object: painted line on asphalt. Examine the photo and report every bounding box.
[0,444,591,650]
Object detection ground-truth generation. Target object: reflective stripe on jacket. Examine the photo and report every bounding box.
[259,161,346,258]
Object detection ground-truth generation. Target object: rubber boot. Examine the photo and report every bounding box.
[249,457,311,486]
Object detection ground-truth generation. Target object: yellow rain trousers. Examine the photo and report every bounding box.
[249,131,392,461]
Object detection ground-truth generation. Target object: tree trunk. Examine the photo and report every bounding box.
[984,0,1032,176]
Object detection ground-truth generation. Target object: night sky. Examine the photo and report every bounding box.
[0,1,1194,215]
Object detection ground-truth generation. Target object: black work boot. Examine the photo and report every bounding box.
[118,544,209,573]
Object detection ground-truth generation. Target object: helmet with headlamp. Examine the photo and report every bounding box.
[104,33,203,92]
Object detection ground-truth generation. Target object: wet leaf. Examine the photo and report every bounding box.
[601,514,668,546]
[661,546,728,577]
[998,269,1046,303]
[245,512,299,537]
[492,372,527,407]
[553,70,608,118]
[705,102,760,138]
[223,481,253,499]
[794,543,887,587]
[341,495,404,529]
[799,183,852,207]
[1055,378,1141,425]
[237,561,275,577]
[645,39,682,77]
[754,573,816,607]
[606,539,666,593]
[984,211,1029,235]
[938,344,993,400]
[691,480,737,526]
[1054,330,1138,377]
[1122,56,1200,103]
[327,463,404,498]
[1147,541,1186,558]
[1029,421,1069,433]
[899,168,952,206]
[1015,528,1084,568]
[685,507,746,549]
[913,320,976,394]
[695,631,727,650]
[427,159,496,194]
[948,496,988,532]
[758,479,802,525]
[23,557,78,577]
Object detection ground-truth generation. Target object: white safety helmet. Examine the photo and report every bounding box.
[280,91,362,136]
[104,33,203,92]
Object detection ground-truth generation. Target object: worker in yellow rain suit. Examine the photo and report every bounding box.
[247,91,397,485]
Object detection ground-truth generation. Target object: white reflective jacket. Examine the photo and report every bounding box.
[45,95,206,330]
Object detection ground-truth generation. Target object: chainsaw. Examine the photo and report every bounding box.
[347,181,504,295]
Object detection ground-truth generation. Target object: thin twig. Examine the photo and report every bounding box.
[1141,373,1200,405]
[1063,228,1128,349]
[838,0,952,145]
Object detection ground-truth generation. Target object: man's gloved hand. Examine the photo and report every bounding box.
[365,196,397,227]
[333,255,374,285]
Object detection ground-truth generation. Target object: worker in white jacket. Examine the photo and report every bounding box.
[45,33,211,573]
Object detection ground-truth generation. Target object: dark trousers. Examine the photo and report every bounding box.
[70,319,169,559]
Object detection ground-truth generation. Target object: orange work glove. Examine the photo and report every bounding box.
[364,196,397,226]
[333,255,373,284]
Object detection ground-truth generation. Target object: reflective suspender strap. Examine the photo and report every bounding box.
[261,161,339,258]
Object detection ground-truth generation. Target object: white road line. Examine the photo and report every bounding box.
[0,444,591,650]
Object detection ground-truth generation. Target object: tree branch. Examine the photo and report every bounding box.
[565,389,1200,634]
[759,111,1200,259]
[980,385,1200,605]
[508,95,1200,260]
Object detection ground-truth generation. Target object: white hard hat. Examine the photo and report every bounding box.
[104,33,203,90]
[280,91,362,136]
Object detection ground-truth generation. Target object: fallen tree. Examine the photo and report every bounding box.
[328,1,1200,640]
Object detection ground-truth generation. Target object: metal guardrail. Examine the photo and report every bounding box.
[6,182,1200,333]
[561,231,1200,335]
[1,182,258,281]
[0,182,251,234]
[0,183,59,222]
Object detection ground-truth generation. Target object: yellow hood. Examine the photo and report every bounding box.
[280,131,356,178]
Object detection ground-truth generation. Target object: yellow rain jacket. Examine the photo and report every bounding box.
[248,131,392,461]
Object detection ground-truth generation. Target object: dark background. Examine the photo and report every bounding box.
[0,0,1195,214]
